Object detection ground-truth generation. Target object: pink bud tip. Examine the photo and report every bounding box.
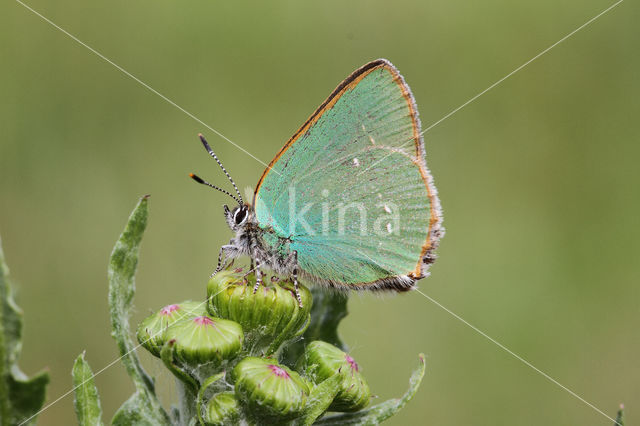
[161,304,180,315]
[345,354,359,372]
[193,316,215,326]
[268,364,290,379]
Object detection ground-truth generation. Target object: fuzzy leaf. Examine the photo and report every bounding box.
[196,372,225,425]
[108,196,171,425]
[72,352,103,426]
[614,405,624,426]
[5,371,49,426]
[284,288,348,365]
[0,236,50,426]
[295,373,342,426]
[314,354,426,425]
[111,391,169,426]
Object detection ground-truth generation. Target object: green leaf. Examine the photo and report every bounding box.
[614,404,624,426]
[196,372,224,425]
[111,391,170,426]
[108,196,171,425]
[5,372,50,426]
[72,352,104,426]
[295,373,342,426]
[314,354,426,425]
[0,235,50,426]
[283,288,348,365]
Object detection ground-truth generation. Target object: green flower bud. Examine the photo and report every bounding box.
[202,392,240,426]
[164,315,243,367]
[136,301,205,357]
[298,340,371,412]
[232,357,310,421]
[207,268,312,354]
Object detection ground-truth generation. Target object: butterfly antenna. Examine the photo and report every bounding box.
[198,133,244,205]
[189,173,242,205]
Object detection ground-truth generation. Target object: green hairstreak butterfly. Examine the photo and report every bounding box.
[191,59,443,306]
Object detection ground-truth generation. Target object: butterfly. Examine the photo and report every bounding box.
[190,59,443,306]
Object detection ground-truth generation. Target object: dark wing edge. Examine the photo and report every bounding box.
[383,61,445,284]
[299,270,418,293]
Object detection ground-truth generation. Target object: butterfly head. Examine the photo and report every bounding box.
[224,203,250,231]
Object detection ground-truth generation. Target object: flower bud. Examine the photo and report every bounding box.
[202,392,240,426]
[298,340,371,412]
[207,267,312,353]
[164,315,243,367]
[136,301,205,357]
[232,357,309,421]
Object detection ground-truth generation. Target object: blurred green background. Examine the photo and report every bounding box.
[1,0,638,424]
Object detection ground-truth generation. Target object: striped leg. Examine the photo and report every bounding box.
[252,258,263,294]
[292,266,302,307]
[211,244,234,278]
[285,250,302,307]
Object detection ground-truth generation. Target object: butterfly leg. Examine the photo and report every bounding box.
[252,258,263,294]
[211,244,235,278]
[292,268,302,308]
[284,250,303,308]
[240,258,256,285]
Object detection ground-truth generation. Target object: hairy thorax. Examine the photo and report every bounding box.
[232,221,293,275]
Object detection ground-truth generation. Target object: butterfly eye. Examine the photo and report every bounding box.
[234,207,247,225]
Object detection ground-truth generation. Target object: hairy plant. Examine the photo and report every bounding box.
[0,197,626,425]
[74,196,425,425]
[0,238,49,425]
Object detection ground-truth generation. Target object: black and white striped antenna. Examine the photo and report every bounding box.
[189,173,242,205]
[190,133,244,205]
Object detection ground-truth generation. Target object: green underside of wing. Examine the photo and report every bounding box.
[256,66,432,284]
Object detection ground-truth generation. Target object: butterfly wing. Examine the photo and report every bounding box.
[253,59,442,289]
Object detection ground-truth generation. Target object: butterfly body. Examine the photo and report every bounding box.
[192,59,443,304]
[222,206,296,277]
